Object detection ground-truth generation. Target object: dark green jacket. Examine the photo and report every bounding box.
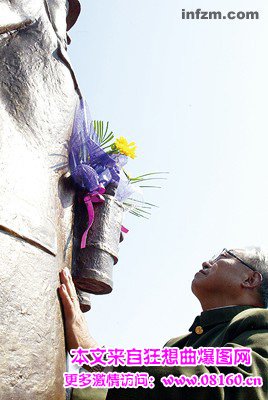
[73,306,268,400]
[106,306,268,400]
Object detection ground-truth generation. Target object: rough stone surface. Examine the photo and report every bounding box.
[0,1,80,398]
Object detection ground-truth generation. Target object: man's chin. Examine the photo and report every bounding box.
[191,277,198,294]
[191,274,208,297]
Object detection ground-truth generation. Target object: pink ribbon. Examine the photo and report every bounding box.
[121,225,129,233]
[81,185,106,249]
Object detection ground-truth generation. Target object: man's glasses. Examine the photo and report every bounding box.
[210,248,257,273]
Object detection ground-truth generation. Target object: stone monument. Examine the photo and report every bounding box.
[0,1,81,398]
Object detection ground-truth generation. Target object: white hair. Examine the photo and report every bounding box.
[232,247,268,308]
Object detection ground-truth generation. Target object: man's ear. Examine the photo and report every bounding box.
[67,0,81,31]
[242,272,263,289]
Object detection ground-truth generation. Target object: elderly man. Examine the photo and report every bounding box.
[59,247,268,399]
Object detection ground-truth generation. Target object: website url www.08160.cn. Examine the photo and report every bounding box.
[181,9,259,21]
[161,373,263,388]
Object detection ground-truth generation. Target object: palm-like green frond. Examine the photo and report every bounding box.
[129,171,168,184]
[93,120,114,148]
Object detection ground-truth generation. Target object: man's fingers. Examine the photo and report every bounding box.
[60,267,78,302]
[58,283,75,319]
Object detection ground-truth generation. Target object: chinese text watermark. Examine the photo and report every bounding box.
[70,346,252,367]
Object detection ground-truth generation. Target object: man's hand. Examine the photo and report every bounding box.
[59,267,99,352]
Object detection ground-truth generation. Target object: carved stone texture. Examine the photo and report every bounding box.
[0,1,80,399]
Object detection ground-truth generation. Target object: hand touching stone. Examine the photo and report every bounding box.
[59,267,99,352]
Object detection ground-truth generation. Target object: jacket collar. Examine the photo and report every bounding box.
[189,305,255,332]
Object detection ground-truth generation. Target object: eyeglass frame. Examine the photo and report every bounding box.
[211,248,262,276]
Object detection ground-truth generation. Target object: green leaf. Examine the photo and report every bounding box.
[131,171,169,179]
[130,177,166,184]
[128,198,159,208]
[92,120,115,148]
[101,132,114,147]
[139,185,162,189]
[104,121,109,137]
[124,202,152,210]
[129,210,149,219]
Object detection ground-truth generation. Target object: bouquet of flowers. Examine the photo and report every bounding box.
[69,98,165,298]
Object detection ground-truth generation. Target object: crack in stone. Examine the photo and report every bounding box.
[0,19,33,35]
[0,225,56,256]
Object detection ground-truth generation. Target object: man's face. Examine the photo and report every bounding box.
[191,249,251,300]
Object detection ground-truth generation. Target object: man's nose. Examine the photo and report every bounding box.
[202,261,212,269]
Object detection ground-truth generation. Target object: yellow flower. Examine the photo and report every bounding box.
[113,136,137,159]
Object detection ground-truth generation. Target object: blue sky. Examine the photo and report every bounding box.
[69,0,268,347]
